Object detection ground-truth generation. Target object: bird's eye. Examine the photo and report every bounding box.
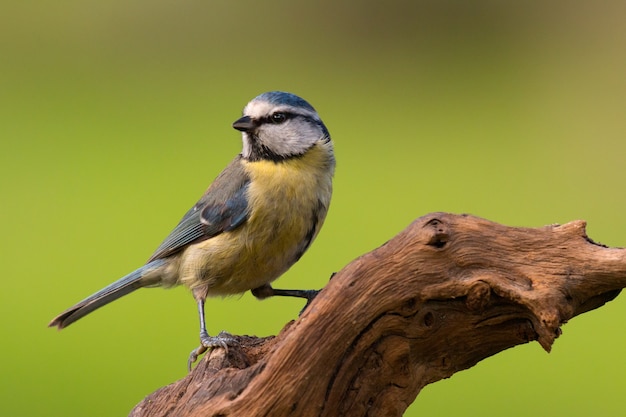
[270,112,287,124]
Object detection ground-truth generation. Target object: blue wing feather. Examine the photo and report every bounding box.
[147,156,250,262]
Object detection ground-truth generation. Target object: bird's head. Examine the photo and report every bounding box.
[233,91,331,162]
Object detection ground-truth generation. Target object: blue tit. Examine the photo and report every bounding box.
[49,91,335,369]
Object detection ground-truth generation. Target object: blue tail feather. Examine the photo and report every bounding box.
[48,259,167,329]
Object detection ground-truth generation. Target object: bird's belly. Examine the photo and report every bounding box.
[178,216,310,295]
[178,195,325,295]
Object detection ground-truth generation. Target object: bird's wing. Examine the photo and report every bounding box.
[147,156,250,262]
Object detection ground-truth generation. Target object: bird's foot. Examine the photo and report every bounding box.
[299,289,320,314]
[252,285,320,314]
[187,330,238,371]
[272,288,320,314]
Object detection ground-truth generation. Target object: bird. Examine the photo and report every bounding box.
[49,91,335,370]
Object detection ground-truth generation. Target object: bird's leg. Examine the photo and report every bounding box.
[187,289,237,371]
[251,283,320,313]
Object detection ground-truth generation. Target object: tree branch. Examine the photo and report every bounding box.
[130,213,626,417]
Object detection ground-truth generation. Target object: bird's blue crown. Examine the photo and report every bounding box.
[255,91,316,112]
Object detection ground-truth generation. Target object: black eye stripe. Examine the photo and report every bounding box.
[255,113,330,142]
[267,113,331,141]
[259,112,323,125]
[261,112,293,124]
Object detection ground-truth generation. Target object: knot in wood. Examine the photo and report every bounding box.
[424,218,449,249]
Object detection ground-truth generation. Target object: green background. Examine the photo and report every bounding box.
[2,1,625,416]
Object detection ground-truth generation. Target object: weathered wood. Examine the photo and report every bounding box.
[130,213,626,417]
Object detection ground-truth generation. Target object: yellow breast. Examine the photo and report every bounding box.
[179,141,334,295]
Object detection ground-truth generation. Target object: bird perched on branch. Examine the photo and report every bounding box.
[49,91,335,369]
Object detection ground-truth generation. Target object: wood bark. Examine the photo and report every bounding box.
[130,213,626,417]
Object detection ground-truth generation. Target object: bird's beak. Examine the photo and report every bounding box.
[232,116,256,132]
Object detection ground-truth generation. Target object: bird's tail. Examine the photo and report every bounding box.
[48,259,167,330]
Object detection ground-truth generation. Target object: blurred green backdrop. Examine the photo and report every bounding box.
[2,1,625,416]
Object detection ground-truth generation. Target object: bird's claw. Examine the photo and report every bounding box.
[187,345,207,371]
[187,331,238,372]
[300,289,320,314]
